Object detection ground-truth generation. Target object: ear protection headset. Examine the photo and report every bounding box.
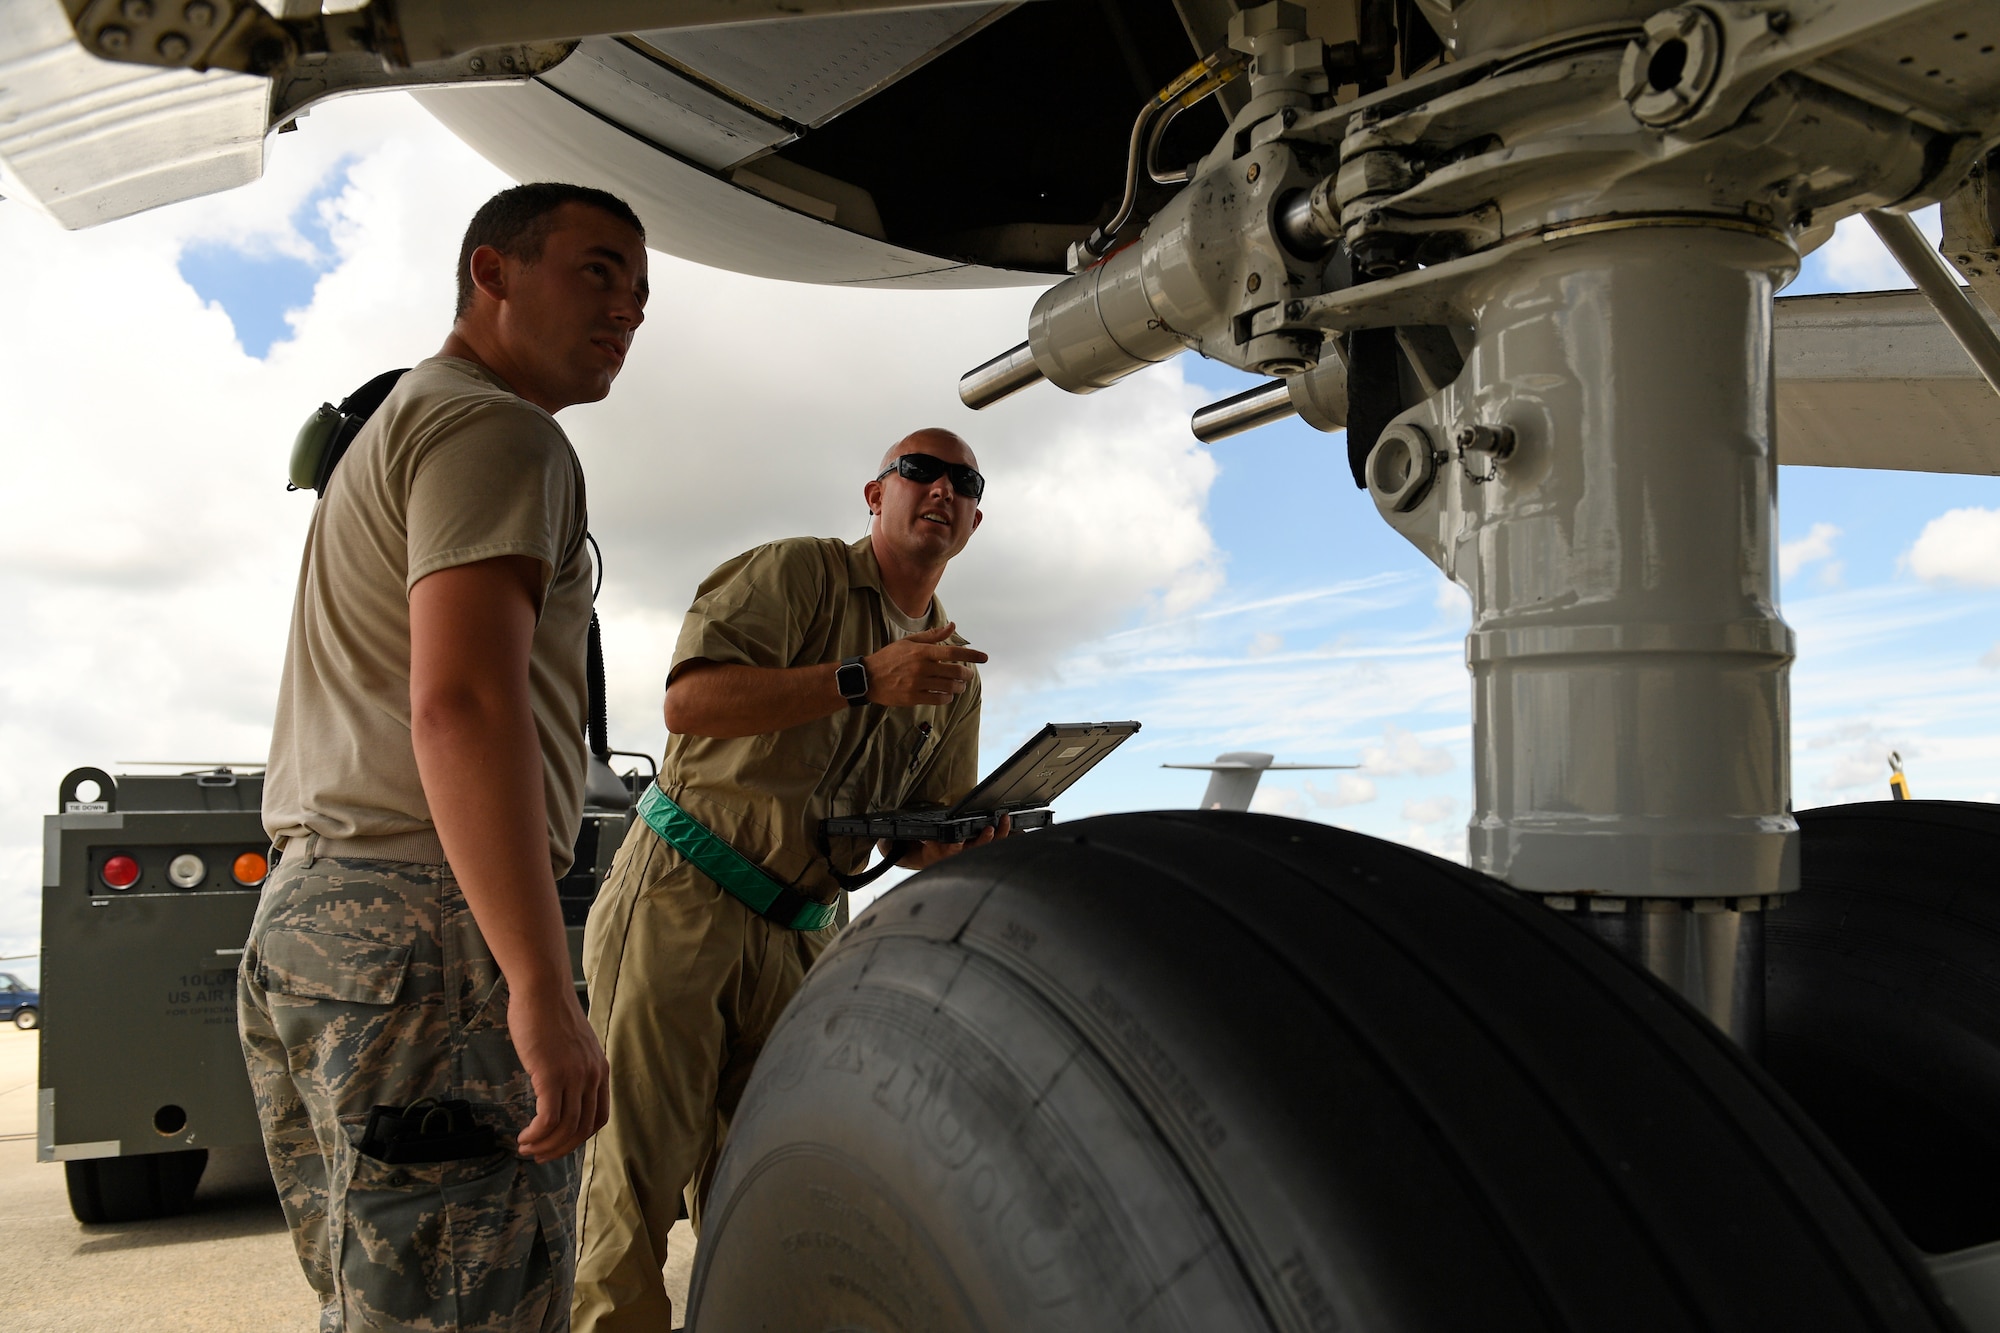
[286,367,410,494]
[284,366,621,769]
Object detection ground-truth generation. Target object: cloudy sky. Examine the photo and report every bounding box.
[3,92,1998,973]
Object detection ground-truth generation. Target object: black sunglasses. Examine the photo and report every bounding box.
[876,452,985,500]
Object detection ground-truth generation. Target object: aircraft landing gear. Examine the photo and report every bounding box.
[689,815,1953,1332]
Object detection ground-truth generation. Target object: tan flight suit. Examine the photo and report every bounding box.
[570,535,981,1333]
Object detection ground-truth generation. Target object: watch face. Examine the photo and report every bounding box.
[837,661,867,699]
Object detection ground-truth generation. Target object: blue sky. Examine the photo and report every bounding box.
[991,380,1471,840]
[175,164,347,358]
[3,96,1997,965]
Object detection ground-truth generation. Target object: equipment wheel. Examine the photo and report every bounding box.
[65,1148,207,1224]
[13,1006,37,1030]
[690,812,1950,1332]
[1768,800,2000,1253]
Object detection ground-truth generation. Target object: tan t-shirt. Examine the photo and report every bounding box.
[263,356,593,874]
[662,536,981,901]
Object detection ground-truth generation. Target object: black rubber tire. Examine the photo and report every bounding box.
[689,812,1951,1333]
[14,1006,36,1031]
[1768,800,2000,1253]
[65,1148,208,1225]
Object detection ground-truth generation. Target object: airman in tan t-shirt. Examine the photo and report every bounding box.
[263,355,593,870]
[241,186,645,1330]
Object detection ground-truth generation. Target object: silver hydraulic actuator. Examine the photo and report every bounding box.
[957,4,1340,409]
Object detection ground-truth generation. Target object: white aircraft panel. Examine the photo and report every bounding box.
[0,0,266,230]
[1775,289,2000,475]
[1806,0,2000,135]
[537,37,792,171]
[415,80,1043,288]
[631,3,1006,128]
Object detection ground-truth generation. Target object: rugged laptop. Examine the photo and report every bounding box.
[823,720,1140,843]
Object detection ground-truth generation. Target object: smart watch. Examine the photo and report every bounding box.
[836,655,870,707]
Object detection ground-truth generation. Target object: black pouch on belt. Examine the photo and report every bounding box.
[357,1097,502,1164]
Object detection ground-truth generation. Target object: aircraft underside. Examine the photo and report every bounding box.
[11,0,2000,1327]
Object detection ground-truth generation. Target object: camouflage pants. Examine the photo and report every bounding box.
[238,850,579,1332]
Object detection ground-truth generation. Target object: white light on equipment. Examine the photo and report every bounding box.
[167,853,206,889]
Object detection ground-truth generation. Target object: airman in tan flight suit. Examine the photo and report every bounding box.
[572,431,1004,1331]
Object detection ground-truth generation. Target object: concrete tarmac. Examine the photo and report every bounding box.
[0,1024,694,1329]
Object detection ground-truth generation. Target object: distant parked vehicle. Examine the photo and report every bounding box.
[1,972,38,1029]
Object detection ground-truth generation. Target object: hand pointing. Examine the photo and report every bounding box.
[863,622,987,707]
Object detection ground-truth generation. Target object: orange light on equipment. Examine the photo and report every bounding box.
[232,851,268,886]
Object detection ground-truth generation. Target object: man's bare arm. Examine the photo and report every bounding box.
[666,622,987,738]
[409,555,607,1163]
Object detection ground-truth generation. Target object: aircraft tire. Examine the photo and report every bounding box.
[1769,799,2000,1253]
[689,812,1951,1332]
[64,1148,207,1225]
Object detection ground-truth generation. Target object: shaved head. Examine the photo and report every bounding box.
[880,428,976,473]
[865,427,984,601]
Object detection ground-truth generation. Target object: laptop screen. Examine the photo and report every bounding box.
[948,721,1140,816]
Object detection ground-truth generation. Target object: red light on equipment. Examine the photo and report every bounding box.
[232,851,268,886]
[100,855,140,890]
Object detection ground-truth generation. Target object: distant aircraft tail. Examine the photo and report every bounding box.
[1163,751,1358,812]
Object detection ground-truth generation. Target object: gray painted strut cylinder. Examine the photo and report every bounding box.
[1362,224,1802,1044]
[1374,227,1799,916]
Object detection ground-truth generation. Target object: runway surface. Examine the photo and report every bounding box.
[0,1023,694,1329]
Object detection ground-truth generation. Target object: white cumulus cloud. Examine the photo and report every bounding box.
[1780,522,1841,580]
[1822,751,1901,794]
[1907,508,2000,587]
[1359,723,1454,777]
[1802,720,1911,795]
[1433,576,1470,617]
[1815,205,1940,292]
[1306,774,1377,808]
[1399,824,1467,862]
[1402,794,1458,825]
[1250,785,1306,817]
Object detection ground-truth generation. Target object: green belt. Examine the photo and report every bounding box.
[636,784,838,932]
